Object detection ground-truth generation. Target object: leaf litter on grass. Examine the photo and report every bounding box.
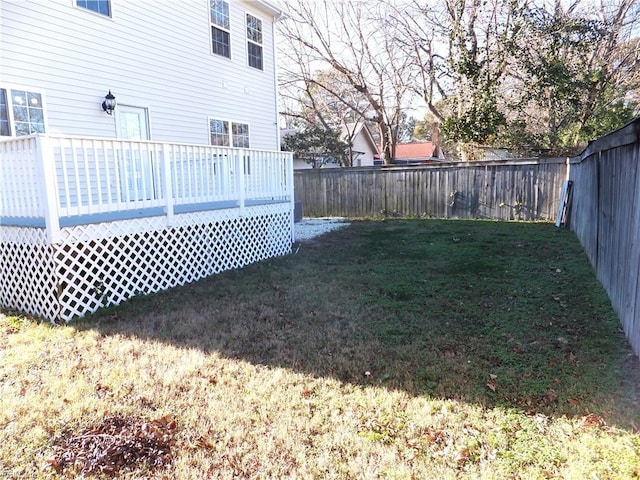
[47,414,177,477]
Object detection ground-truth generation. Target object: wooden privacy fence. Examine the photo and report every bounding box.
[568,118,640,356]
[295,158,567,221]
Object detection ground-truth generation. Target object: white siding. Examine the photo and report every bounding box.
[351,131,376,167]
[0,0,280,149]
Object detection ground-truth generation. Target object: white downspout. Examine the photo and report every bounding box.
[270,11,294,243]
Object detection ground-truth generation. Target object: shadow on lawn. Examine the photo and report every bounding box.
[79,220,640,430]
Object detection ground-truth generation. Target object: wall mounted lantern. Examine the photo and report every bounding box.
[102,90,116,115]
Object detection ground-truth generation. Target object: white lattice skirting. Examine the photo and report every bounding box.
[1,204,292,322]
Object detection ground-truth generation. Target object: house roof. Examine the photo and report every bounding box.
[255,1,286,19]
[341,122,380,155]
[280,122,380,156]
[394,142,435,160]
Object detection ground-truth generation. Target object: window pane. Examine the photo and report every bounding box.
[248,43,263,70]
[246,14,262,44]
[27,92,42,107]
[13,106,28,122]
[30,122,45,134]
[210,0,229,29]
[77,0,110,16]
[11,90,27,107]
[212,27,230,58]
[14,122,30,136]
[0,89,9,136]
[29,108,44,124]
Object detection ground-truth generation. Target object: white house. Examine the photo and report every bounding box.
[285,122,380,169]
[343,122,379,167]
[0,0,294,322]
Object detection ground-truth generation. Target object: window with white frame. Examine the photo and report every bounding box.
[0,88,46,137]
[232,123,250,148]
[209,118,250,148]
[246,13,263,70]
[209,118,230,146]
[76,0,111,17]
[210,0,231,58]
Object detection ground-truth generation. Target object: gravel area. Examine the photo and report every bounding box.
[294,217,350,241]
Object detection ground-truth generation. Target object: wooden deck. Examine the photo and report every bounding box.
[0,134,294,322]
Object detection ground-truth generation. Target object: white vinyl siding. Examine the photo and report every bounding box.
[1,1,279,150]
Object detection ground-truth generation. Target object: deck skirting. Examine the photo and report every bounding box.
[1,203,292,322]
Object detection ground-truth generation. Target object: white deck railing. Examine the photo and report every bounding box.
[0,134,294,242]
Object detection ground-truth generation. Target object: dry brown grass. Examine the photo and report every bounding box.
[1,219,639,479]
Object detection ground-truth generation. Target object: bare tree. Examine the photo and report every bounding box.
[393,0,640,156]
[391,0,519,159]
[278,0,417,164]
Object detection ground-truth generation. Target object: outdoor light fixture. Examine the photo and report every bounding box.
[102,90,116,115]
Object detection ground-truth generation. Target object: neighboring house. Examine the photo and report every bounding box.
[342,122,380,167]
[0,0,294,322]
[285,122,380,169]
[392,142,446,165]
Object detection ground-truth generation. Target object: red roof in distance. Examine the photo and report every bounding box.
[394,142,435,159]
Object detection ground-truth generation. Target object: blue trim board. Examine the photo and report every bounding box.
[0,217,46,228]
[1,198,292,230]
[59,207,165,227]
[245,198,290,206]
[174,200,239,214]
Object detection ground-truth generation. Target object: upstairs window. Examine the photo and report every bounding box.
[246,13,263,70]
[0,88,46,137]
[76,0,111,17]
[209,118,250,148]
[210,0,231,58]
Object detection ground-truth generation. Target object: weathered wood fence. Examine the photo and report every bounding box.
[295,158,567,221]
[568,118,640,356]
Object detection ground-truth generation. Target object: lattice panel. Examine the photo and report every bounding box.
[0,227,59,320]
[53,204,292,321]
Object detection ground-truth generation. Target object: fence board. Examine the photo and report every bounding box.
[569,118,640,356]
[294,159,567,221]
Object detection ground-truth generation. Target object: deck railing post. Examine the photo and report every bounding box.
[35,134,61,244]
[286,152,295,243]
[162,143,174,224]
[237,151,245,215]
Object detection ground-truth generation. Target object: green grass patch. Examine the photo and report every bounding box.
[1,219,639,479]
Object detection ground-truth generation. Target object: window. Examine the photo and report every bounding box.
[209,118,250,148]
[0,90,9,136]
[0,88,46,137]
[76,0,111,17]
[210,0,231,58]
[232,123,250,148]
[210,119,230,146]
[246,13,263,70]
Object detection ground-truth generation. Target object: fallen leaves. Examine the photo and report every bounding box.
[46,414,177,477]
[486,374,498,392]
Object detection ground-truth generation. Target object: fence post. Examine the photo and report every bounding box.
[162,143,174,225]
[36,134,61,244]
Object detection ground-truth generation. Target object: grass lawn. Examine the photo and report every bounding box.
[1,219,639,479]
